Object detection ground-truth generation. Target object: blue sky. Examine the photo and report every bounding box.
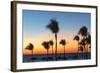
[23,10,91,37]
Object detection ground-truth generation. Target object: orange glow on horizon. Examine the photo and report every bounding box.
[23,34,91,55]
[23,47,91,55]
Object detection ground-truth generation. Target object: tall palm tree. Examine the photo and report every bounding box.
[79,46,84,53]
[46,18,59,60]
[78,26,88,51]
[59,39,66,59]
[25,43,34,58]
[79,38,87,59]
[49,40,54,55]
[73,35,80,52]
[79,46,84,59]
[78,26,88,37]
[86,33,91,52]
[79,38,86,52]
[73,35,80,58]
[42,41,50,60]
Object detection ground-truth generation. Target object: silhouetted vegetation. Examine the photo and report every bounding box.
[78,26,88,52]
[73,35,80,52]
[59,39,66,59]
[42,41,50,60]
[46,18,59,60]
[25,43,34,59]
[49,40,54,56]
[86,33,91,52]
[73,26,91,59]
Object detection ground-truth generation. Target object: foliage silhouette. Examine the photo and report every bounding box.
[49,40,54,56]
[25,43,34,59]
[78,26,88,52]
[73,35,80,58]
[46,18,59,60]
[79,46,84,59]
[86,33,91,52]
[78,26,88,37]
[73,26,91,59]
[59,39,66,59]
[73,35,80,52]
[42,41,50,60]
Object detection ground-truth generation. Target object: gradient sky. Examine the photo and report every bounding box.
[23,10,91,54]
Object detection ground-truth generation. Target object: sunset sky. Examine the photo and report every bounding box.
[22,10,91,55]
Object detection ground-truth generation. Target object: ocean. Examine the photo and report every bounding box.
[23,53,91,62]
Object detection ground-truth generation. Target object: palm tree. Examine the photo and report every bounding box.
[46,18,59,60]
[25,43,34,58]
[59,39,66,59]
[78,26,88,37]
[78,26,88,51]
[79,46,84,59]
[86,33,91,52]
[42,41,50,60]
[79,38,86,52]
[73,35,80,52]
[49,40,54,56]
[79,38,87,59]
[79,46,84,52]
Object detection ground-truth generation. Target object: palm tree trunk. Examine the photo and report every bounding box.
[87,44,88,52]
[77,41,79,58]
[32,50,33,61]
[64,45,65,60]
[47,49,48,61]
[52,46,54,59]
[55,33,57,60]
[86,34,88,53]
[83,45,85,59]
[86,44,88,59]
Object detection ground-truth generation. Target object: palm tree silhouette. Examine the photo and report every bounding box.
[78,26,88,51]
[42,41,50,60]
[49,40,54,56]
[78,26,88,37]
[86,33,91,52]
[25,43,34,59]
[79,46,84,52]
[73,35,80,52]
[73,35,80,58]
[79,46,84,59]
[59,39,66,59]
[79,38,87,59]
[46,18,59,60]
[79,38,86,52]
